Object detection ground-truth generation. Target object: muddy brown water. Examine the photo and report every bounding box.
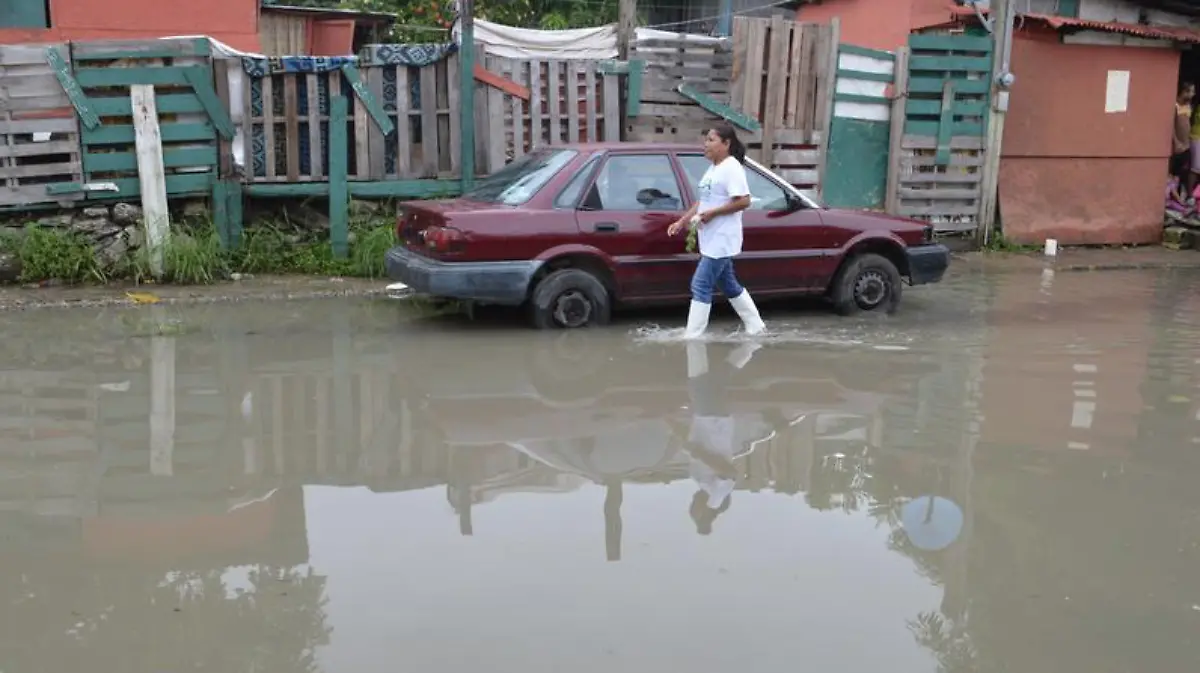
[2,268,1200,672]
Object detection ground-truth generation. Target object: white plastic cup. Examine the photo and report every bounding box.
[1044,239,1058,257]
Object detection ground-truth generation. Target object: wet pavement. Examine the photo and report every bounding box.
[3,267,1200,672]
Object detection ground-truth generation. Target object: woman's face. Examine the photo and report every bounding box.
[1182,84,1196,103]
[703,129,728,163]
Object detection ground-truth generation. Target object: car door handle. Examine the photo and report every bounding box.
[594,222,620,233]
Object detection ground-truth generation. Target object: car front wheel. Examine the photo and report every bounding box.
[829,253,903,316]
[529,268,612,329]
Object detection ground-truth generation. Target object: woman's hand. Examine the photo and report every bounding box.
[667,219,686,236]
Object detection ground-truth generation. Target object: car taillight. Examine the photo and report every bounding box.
[423,225,465,253]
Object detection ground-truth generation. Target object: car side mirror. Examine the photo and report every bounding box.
[785,193,805,212]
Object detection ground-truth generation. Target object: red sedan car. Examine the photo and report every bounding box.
[386,142,950,329]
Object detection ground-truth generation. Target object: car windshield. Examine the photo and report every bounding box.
[462,149,579,205]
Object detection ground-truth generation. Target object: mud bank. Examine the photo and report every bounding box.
[0,246,1196,310]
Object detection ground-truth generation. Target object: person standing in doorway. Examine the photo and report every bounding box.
[1171,82,1194,202]
[668,123,766,339]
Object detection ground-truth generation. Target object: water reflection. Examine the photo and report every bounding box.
[2,269,1200,671]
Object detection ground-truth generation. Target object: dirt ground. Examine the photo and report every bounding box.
[0,246,1195,311]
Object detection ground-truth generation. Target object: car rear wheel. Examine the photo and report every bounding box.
[829,253,902,316]
[529,268,612,329]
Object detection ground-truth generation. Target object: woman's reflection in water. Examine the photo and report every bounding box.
[681,340,761,535]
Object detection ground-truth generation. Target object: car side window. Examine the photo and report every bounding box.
[583,154,683,211]
[679,154,793,212]
[555,155,600,208]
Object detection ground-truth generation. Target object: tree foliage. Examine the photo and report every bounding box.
[271,0,619,42]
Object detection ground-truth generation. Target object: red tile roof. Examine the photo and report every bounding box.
[947,6,1200,44]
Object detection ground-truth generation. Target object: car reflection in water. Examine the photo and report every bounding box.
[415,333,935,561]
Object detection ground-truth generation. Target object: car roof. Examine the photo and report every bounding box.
[545,141,704,153]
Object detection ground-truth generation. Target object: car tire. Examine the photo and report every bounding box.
[529,268,612,329]
[829,253,903,316]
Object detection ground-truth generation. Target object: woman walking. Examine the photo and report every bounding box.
[668,123,766,338]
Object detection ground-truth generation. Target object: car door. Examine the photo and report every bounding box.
[573,153,693,300]
[678,154,836,293]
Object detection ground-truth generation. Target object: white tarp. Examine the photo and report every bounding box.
[456,19,726,60]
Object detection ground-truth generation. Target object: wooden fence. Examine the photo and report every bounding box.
[477,51,621,174]
[886,33,992,232]
[73,39,221,203]
[0,44,83,208]
[823,44,896,209]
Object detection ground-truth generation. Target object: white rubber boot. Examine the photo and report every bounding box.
[686,342,708,378]
[729,291,766,336]
[684,300,711,340]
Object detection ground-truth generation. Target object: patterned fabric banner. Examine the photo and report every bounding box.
[241,55,359,78]
[359,42,457,67]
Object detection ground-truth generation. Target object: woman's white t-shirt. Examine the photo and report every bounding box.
[696,156,751,259]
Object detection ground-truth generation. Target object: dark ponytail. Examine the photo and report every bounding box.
[712,122,746,164]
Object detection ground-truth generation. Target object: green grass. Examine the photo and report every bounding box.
[3,215,398,286]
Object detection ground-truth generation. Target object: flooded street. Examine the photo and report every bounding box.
[3,267,1200,672]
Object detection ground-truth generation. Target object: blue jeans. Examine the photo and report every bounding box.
[690,255,745,304]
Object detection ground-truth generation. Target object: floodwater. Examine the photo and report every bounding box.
[3,268,1200,673]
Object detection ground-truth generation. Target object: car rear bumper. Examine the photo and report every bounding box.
[385,246,542,305]
[906,244,951,285]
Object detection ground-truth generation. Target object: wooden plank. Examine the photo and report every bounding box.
[584,61,597,143]
[47,172,212,196]
[529,59,543,148]
[473,61,530,99]
[473,57,490,174]
[353,78,371,178]
[340,63,395,135]
[84,146,217,173]
[907,119,982,138]
[907,77,989,95]
[510,58,525,157]
[448,54,462,175]
[1,45,64,66]
[934,81,956,166]
[897,203,979,217]
[283,75,301,181]
[307,73,323,179]
[182,67,235,139]
[783,23,802,127]
[908,56,992,73]
[0,162,79,179]
[904,154,984,168]
[74,66,196,88]
[0,140,76,158]
[902,134,984,150]
[262,76,276,180]
[88,93,204,117]
[794,24,816,132]
[44,47,100,131]
[566,61,580,143]
[839,44,895,61]
[71,38,209,60]
[676,84,760,132]
[898,187,981,200]
[485,54,505,171]
[0,184,78,207]
[759,14,788,166]
[130,85,170,278]
[836,69,893,83]
[83,121,216,146]
[906,98,987,117]
[419,65,439,176]
[547,60,562,144]
[435,58,451,177]
[625,59,644,117]
[730,18,749,113]
[742,18,766,121]
[773,148,820,164]
[213,59,233,178]
[815,18,839,200]
[602,72,619,142]
[328,95,349,258]
[884,47,909,216]
[908,34,993,53]
[394,65,411,177]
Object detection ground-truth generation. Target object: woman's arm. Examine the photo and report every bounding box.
[668,201,700,236]
[699,194,751,223]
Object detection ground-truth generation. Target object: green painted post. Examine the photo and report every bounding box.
[329,96,350,259]
[227,180,244,248]
[459,0,476,190]
[212,180,230,247]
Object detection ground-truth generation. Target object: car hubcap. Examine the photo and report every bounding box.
[553,291,592,328]
[854,270,889,309]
